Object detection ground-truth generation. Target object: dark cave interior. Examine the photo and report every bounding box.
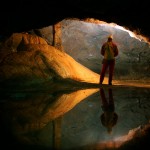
[0,0,150,39]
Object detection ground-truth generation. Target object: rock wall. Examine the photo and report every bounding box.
[0,33,100,88]
[61,19,150,80]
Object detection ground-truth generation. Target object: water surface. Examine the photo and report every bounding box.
[0,85,150,150]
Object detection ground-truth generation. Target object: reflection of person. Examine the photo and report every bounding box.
[99,35,119,85]
[99,88,118,134]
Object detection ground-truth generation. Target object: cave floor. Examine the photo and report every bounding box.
[0,80,150,150]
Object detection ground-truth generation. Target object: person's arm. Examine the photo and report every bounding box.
[101,44,105,56]
[114,44,118,57]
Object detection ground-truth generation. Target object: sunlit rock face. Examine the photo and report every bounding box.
[60,19,150,80]
[0,33,99,88]
[36,19,150,80]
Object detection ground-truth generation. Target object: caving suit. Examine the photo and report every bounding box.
[100,41,118,85]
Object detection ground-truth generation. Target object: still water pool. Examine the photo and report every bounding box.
[0,86,150,150]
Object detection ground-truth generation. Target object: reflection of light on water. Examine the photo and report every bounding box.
[96,125,142,149]
[96,138,123,149]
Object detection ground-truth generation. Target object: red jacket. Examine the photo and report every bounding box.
[101,41,118,60]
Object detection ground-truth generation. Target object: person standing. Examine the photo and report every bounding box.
[99,35,119,85]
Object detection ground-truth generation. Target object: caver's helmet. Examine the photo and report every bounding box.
[108,35,113,40]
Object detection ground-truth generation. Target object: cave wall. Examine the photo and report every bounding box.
[1,18,150,82]
[62,19,150,80]
[36,19,150,80]
[37,19,150,80]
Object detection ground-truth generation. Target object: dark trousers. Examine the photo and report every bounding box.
[100,60,115,84]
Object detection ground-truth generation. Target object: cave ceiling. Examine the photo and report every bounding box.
[0,0,149,38]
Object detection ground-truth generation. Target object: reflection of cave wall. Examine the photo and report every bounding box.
[37,19,150,80]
